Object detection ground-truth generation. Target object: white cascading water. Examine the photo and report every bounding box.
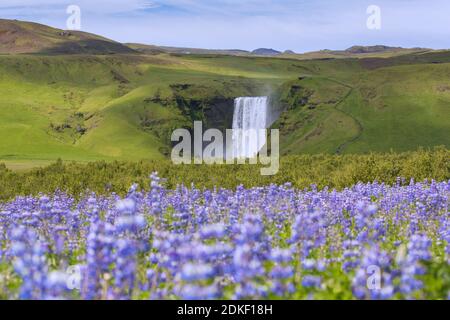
[232,96,269,158]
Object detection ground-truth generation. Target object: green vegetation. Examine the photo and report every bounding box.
[0,53,297,164]
[1,51,450,167]
[274,57,450,154]
[0,148,448,201]
[1,20,449,168]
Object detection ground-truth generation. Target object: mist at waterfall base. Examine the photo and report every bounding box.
[170,96,280,175]
[232,96,270,159]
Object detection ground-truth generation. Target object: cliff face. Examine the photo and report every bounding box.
[169,82,265,132]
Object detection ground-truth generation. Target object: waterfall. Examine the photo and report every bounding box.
[232,96,269,158]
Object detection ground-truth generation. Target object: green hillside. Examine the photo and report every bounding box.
[274,52,450,154]
[0,20,449,168]
[0,53,297,164]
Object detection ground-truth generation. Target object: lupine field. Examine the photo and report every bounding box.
[0,172,449,300]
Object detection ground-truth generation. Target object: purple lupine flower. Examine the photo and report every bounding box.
[301,275,321,288]
[0,177,447,300]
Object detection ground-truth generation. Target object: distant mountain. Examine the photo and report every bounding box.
[0,19,436,59]
[128,44,286,57]
[344,45,429,54]
[291,45,432,60]
[127,43,431,60]
[127,43,249,56]
[0,19,136,54]
[251,48,281,56]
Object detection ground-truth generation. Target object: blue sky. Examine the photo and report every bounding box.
[1,0,449,52]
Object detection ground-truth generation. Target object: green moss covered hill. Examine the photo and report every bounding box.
[0,19,449,168]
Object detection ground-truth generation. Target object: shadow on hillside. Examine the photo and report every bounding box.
[360,50,450,69]
[35,39,138,55]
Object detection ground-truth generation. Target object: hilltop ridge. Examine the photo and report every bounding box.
[0,19,136,54]
[0,19,436,59]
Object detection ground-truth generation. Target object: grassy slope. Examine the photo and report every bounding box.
[0,50,449,168]
[0,54,298,165]
[339,63,450,153]
[274,54,450,155]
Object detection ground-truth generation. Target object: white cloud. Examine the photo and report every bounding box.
[0,0,159,14]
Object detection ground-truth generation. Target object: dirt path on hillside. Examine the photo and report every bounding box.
[322,78,364,154]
